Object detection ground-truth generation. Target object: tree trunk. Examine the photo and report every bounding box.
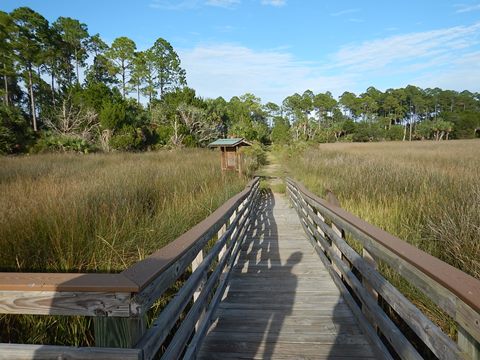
[28,66,37,132]
[51,72,56,108]
[160,76,164,99]
[403,122,407,141]
[75,48,80,84]
[66,58,72,85]
[409,121,413,141]
[137,84,140,104]
[3,62,8,106]
[122,61,126,99]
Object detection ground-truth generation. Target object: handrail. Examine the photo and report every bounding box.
[0,178,258,294]
[0,177,260,359]
[122,177,259,291]
[290,179,480,313]
[286,177,480,360]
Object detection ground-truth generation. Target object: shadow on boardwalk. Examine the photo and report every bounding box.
[199,189,377,359]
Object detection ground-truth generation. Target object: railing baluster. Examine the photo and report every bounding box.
[94,316,146,349]
[217,223,227,261]
[458,326,480,360]
[0,177,260,359]
[362,248,379,332]
[285,177,479,360]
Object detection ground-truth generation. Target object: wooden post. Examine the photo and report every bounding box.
[192,249,206,330]
[238,152,243,176]
[218,223,227,261]
[362,248,379,332]
[458,326,480,360]
[94,316,146,348]
[221,147,225,171]
[192,250,204,303]
[230,209,237,239]
[315,210,327,253]
[331,222,344,277]
[316,210,325,238]
[328,191,344,277]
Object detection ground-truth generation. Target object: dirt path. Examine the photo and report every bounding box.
[255,150,286,191]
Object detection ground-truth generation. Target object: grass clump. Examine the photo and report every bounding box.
[0,149,246,345]
[280,140,479,340]
[282,140,480,279]
[0,149,246,273]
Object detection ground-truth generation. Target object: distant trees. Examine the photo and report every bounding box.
[0,7,196,153]
[148,38,186,99]
[278,86,479,144]
[106,37,136,98]
[1,6,479,155]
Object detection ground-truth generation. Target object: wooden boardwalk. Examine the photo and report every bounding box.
[199,190,378,359]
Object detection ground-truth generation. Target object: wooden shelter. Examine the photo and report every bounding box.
[208,138,251,173]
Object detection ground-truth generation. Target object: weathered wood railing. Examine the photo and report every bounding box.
[0,177,260,360]
[286,178,480,360]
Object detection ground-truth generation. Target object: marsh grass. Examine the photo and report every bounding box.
[281,140,479,338]
[0,149,245,272]
[0,149,246,344]
[283,140,479,279]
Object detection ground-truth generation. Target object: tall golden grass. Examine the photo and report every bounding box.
[283,140,479,278]
[0,149,245,272]
[282,140,480,336]
[0,149,245,344]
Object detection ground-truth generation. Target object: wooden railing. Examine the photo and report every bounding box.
[0,177,260,360]
[286,178,480,360]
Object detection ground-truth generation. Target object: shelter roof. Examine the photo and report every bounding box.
[208,138,251,148]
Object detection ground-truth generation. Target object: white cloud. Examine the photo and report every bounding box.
[455,3,480,13]
[180,44,355,103]
[206,0,240,8]
[261,0,286,7]
[179,23,480,103]
[331,22,480,72]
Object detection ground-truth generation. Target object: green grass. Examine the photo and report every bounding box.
[280,140,480,338]
[0,149,246,345]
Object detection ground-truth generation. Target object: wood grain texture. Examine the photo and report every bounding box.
[288,178,480,317]
[122,178,259,290]
[0,273,138,292]
[296,191,461,360]
[94,316,146,348]
[0,344,141,360]
[287,186,393,360]
[198,191,379,359]
[0,290,132,316]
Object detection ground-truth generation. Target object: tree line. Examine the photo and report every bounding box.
[1,7,479,154]
[274,86,480,144]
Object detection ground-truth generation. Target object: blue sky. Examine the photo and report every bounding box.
[2,0,480,103]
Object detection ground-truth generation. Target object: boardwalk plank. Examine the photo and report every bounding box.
[198,191,378,359]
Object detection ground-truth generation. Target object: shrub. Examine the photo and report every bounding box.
[99,101,126,130]
[31,133,95,154]
[241,142,267,176]
[109,126,143,151]
[385,125,404,140]
[0,105,31,154]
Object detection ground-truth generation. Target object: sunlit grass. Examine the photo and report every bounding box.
[281,140,480,339]
[0,149,246,344]
[282,140,479,279]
